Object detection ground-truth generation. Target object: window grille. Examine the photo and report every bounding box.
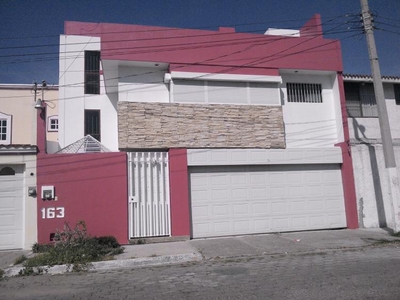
[0,119,7,141]
[48,116,58,132]
[287,83,322,103]
[84,110,101,142]
[84,51,100,94]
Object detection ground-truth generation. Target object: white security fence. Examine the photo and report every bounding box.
[127,152,171,238]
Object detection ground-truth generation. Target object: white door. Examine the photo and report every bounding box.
[127,152,171,238]
[190,164,346,238]
[0,165,24,250]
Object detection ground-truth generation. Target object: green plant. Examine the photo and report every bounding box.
[18,266,47,276]
[95,236,120,248]
[13,255,27,265]
[21,220,124,275]
[32,243,53,253]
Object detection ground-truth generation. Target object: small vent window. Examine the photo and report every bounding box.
[287,83,322,103]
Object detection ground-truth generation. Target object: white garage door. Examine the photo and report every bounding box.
[190,164,346,238]
[0,165,24,250]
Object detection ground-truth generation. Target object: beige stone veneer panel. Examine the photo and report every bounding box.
[118,102,285,149]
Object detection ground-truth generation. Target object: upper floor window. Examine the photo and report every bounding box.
[286,83,322,103]
[84,110,100,142]
[48,116,58,132]
[344,82,378,117]
[84,51,100,94]
[0,112,11,145]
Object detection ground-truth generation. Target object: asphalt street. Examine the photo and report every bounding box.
[1,243,400,300]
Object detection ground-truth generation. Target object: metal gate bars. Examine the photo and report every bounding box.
[127,152,171,238]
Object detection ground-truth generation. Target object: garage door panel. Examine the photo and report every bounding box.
[254,219,270,230]
[292,217,308,228]
[231,188,247,200]
[270,186,285,198]
[288,185,305,197]
[290,201,307,212]
[252,202,269,214]
[190,164,346,238]
[0,171,24,250]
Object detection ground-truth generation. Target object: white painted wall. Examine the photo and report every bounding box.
[281,72,342,148]
[348,82,400,229]
[118,66,169,103]
[351,143,400,229]
[59,35,118,151]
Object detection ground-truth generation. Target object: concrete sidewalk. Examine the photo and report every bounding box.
[2,228,399,276]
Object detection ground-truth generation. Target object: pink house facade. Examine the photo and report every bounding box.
[36,14,357,244]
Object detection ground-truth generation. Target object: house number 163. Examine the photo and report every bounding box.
[41,207,65,219]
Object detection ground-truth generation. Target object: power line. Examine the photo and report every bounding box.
[0,15,356,41]
[0,31,363,101]
[0,15,356,63]
[0,21,350,52]
[0,26,357,62]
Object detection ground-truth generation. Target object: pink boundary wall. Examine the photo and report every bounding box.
[169,149,191,236]
[36,110,129,244]
[335,73,358,229]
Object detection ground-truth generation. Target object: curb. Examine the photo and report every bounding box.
[3,253,202,277]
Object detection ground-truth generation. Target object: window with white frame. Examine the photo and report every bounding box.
[48,116,58,132]
[286,83,323,103]
[172,79,280,105]
[0,112,11,145]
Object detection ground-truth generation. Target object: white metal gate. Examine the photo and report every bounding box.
[127,152,171,238]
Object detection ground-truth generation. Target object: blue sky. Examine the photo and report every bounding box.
[0,0,399,85]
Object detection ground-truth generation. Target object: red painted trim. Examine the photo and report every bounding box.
[169,149,190,236]
[336,72,358,229]
[37,108,46,156]
[300,14,323,38]
[64,16,343,73]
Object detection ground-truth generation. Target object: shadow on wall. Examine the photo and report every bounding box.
[352,118,387,228]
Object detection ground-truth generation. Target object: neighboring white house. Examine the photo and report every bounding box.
[0,84,58,250]
[344,74,400,229]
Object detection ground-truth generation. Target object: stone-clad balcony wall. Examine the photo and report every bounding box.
[118,102,285,149]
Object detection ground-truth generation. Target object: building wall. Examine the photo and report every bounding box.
[118,102,285,149]
[0,86,58,146]
[36,152,128,244]
[348,83,400,140]
[118,66,169,103]
[351,142,400,229]
[58,35,119,151]
[347,81,400,229]
[281,72,344,148]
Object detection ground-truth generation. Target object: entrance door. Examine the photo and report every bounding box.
[127,152,171,238]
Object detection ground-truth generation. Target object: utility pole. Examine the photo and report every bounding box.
[360,0,400,232]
